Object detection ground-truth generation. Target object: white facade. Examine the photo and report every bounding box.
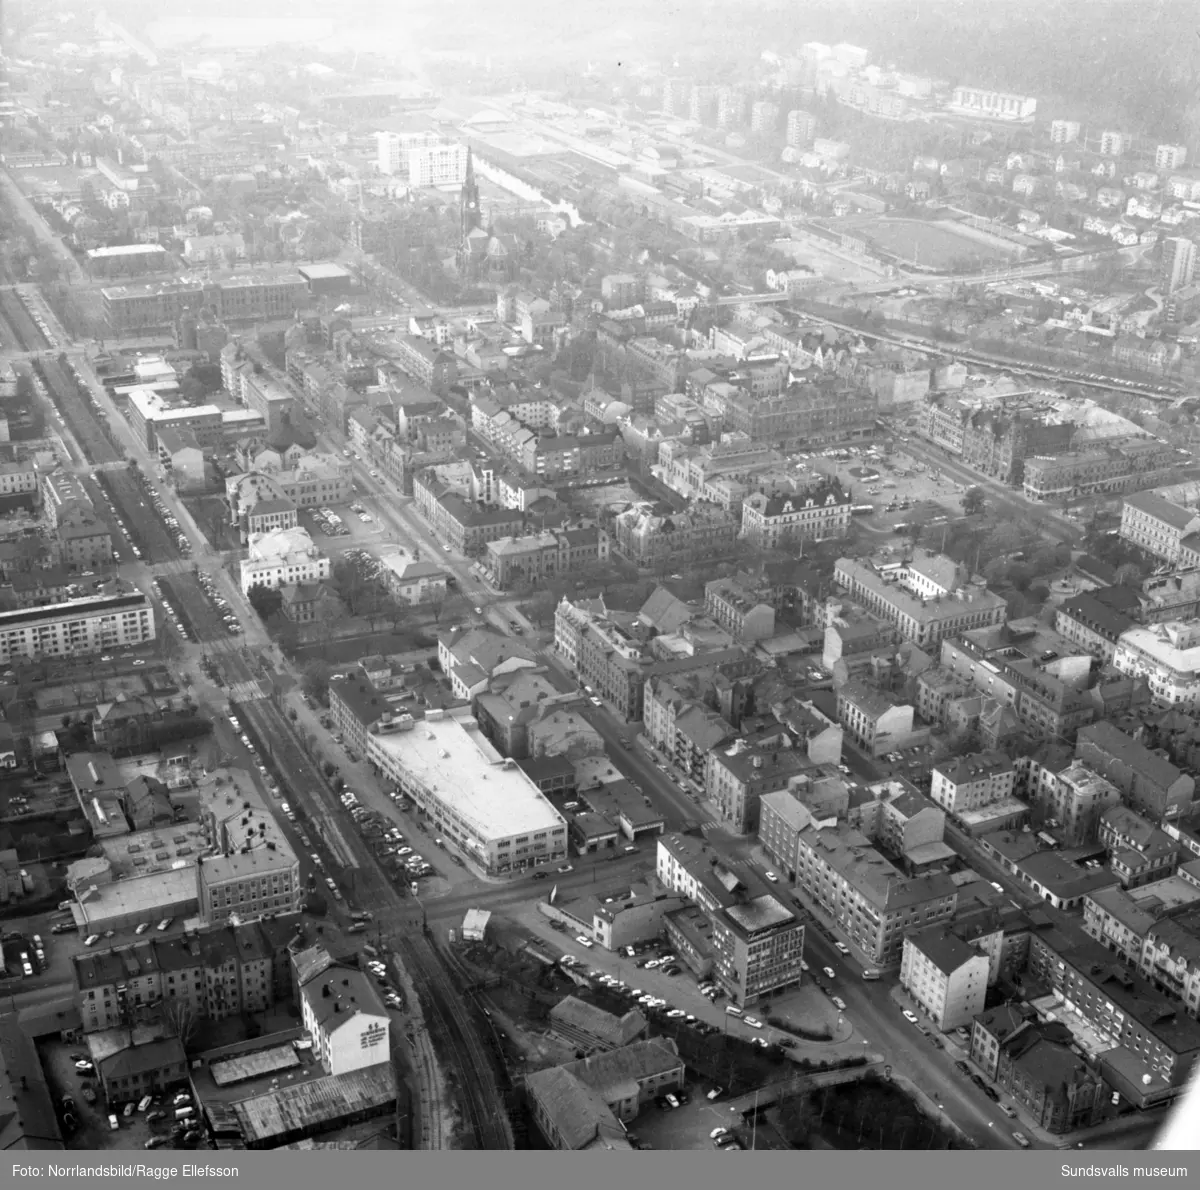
[408,142,468,188]
[1113,622,1200,706]
[929,754,1016,814]
[0,593,155,662]
[900,933,989,1031]
[239,527,331,594]
[300,973,390,1077]
[947,87,1036,122]
[366,707,567,874]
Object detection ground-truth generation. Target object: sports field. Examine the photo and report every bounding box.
[849,218,1023,270]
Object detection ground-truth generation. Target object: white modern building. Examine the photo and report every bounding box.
[366,707,568,874]
[1113,621,1200,707]
[0,592,155,662]
[408,141,468,188]
[238,526,331,594]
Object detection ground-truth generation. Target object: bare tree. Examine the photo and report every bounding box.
[162,997,199,1048]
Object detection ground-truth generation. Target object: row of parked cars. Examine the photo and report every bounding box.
[314,507,350,536]
[195,569,242,635]
[341,790,434,893]
[128,467,190,557]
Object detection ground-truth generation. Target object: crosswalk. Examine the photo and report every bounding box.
[227,679,265,702]
[699,820,722,835]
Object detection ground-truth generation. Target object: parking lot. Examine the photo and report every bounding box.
[95,468,186,564]
[631,1086,753,1151]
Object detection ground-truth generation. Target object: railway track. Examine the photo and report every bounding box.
[222,676,512,1148]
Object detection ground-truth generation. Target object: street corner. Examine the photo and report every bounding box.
[758,982,851,1045]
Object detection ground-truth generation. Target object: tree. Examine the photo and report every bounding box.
[247,584,283,621]
[163,998,199,1048]
[1115,562,1143,587]
[300,661,330,706]
[962,486,986,517]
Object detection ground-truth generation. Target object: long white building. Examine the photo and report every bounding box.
[0,592,155,662]
[365,707,568,874]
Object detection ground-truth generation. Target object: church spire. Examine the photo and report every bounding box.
[461,146,481,236]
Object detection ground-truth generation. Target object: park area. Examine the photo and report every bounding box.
[846,217,1023,271]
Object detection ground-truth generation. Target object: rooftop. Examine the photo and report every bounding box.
[368,708,565,841]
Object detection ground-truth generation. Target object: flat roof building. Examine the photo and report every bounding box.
[0,592,155,663]
[366,707,568,874]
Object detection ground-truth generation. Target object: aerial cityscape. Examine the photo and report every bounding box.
[2,0,1200,1157]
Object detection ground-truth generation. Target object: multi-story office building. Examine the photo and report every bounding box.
[0,593,154,662]
[407,141,468,188]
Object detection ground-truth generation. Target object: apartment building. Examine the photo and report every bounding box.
[0,593,154,662]
[833,552,1007,648]
[1113,620,1200,707]
[1075,722,1195,825]
[704,737,812,834]
[485,526,610,589]
[1120,490,1200,563]
[740,483,853,549]
[703,576,776,643]
[1022,439,1177,504]
[721,383,877,450]
[1026,922,1200,1107]
[929,752,1016,815]
[613,502,740,568]
[1098,805,1180,889]
[900,927,989,1031]
[947,87,1036,121]
[73,917,297,1033]
[1054,592,1137,663]
[197,783,302,924]
[642,675,736,785]
[836,680,917,758]
[761,809,957,967]
[1027,760,1122,846]
[295,947,390,1077]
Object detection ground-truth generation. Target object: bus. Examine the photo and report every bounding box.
[851,504,875,517]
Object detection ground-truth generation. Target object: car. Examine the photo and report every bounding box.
[725,1005,743,1017]
[903,1009,920,1025]
[1001,1105,1018,1119]
[135,922,150,934]
[157,918,172,931]
[575,935,595,948]
[831,996,847,1011]
[623,844,637,854]
[1012,1132,1031,1149]
[743,1016,763,1029]
[74,1060,94,1071]
[822,965,837,980]
[531,870,547,880]
[556,864,574,873]
[764,870,778,883]
[666,1009,686,1018]
[706,1087,724,1101]
[84,934,100,947]
[710,1127,729,1140]
[834,941,851,955]
[665,1093,680,1109]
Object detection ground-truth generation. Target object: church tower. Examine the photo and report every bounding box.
[461,147,481,237]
